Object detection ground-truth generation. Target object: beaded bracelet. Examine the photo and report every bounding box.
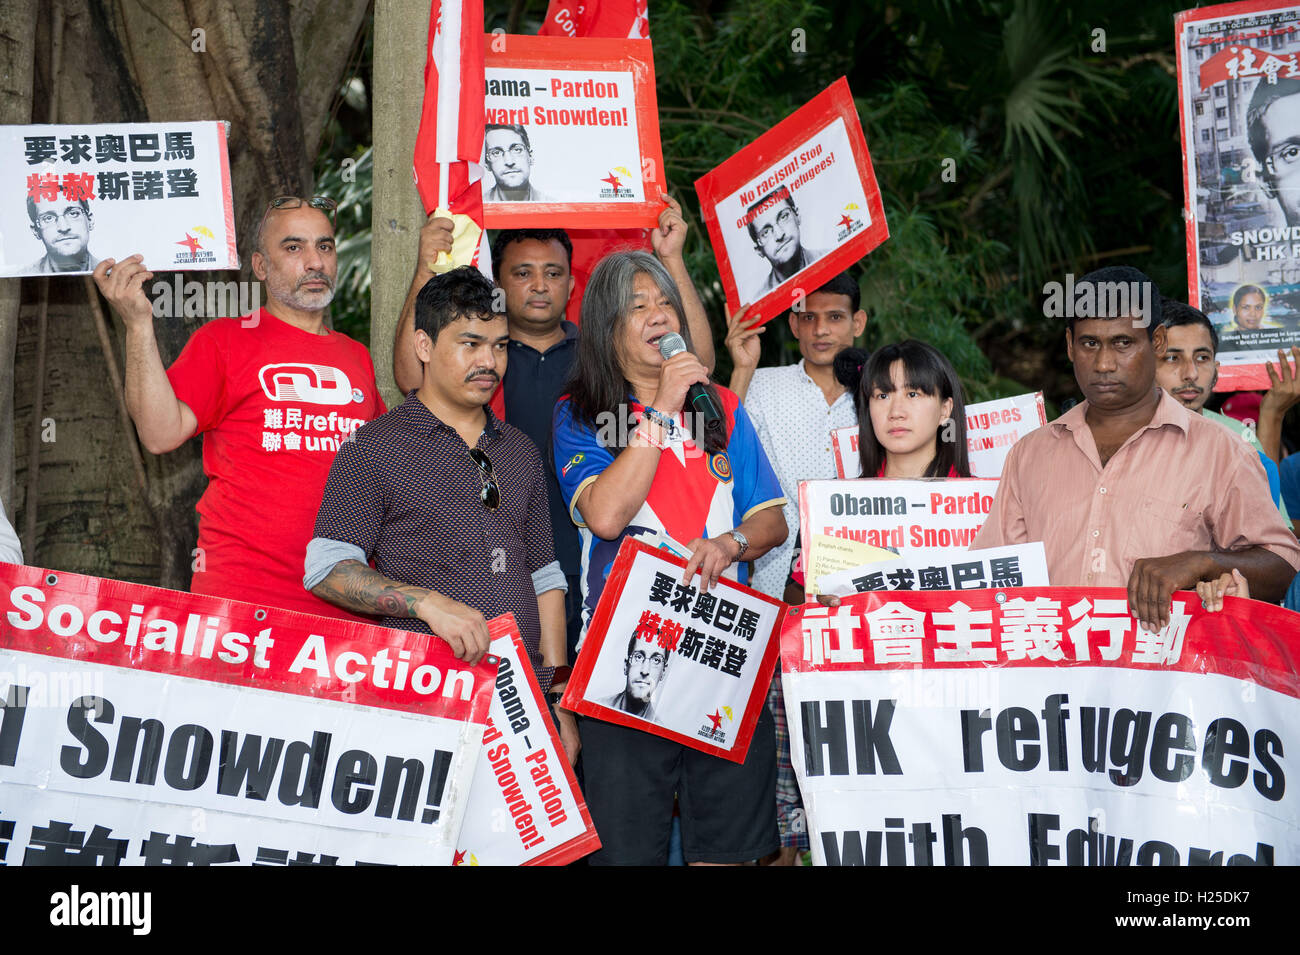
[641,406,678,433]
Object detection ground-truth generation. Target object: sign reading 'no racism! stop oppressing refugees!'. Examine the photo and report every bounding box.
[782,588,1300,865]
[0,562,495,866]
[694,78,889,326]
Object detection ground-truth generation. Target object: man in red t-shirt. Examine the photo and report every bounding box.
[92,197,386,620]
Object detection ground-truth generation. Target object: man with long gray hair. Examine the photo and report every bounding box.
[553,250,787,865]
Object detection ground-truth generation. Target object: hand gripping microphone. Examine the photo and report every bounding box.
[658,332,726,449]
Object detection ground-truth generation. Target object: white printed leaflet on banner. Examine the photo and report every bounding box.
[561,539,784,762]
[455,616,599,865]
[781,587,1300,865]
[798,477,1000,594]
[816,542,1050,598]
[0,562,494,865]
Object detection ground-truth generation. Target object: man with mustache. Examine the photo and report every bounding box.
[92,196,386,620]
[306,266,579,760]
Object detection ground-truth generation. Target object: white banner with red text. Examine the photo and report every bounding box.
[562,539,784,762]
[781,587,1300,865]
[455,617,599,865]
[798,477,1000,594]
[0,563,494,866]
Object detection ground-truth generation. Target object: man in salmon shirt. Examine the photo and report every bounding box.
[92,195,386,620]
[972,265,1300,632]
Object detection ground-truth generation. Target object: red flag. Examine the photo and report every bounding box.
[538,0,649,38]
[413,0,491,273]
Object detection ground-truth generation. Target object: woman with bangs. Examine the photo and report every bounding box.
[788,340,972,603]
[856,340,972,480]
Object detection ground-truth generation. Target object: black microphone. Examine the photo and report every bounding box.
[658,332,724,440]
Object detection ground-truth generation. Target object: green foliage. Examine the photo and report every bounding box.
[315,0,1195,406]
[316,146,373,344]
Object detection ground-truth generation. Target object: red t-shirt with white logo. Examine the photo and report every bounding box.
[167,309,386,619]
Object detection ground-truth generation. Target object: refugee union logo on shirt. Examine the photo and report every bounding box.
[258,363,361,406]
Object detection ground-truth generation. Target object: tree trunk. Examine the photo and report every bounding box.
[0,0,39,521]
[5,0,370,586]
[371,0,432,406]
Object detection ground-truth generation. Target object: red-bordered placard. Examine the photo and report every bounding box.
[456,614,601,866]
[0,561,495,722]
[1176,1,1300,391]
[481,35,664,228]
[0,122,240,277]
[561,538,785,763]
[797,477,1001,595]
[0,561,497,866]
[694,77,888,325]
[780,587,1300,696]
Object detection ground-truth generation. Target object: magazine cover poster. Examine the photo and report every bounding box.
[1178,0,1300,390]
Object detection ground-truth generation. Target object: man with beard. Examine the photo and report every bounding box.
[745,187,829,299]
[973,266,1300,632]
[306,266,578,759]
[483,124,555,202]
[597,632,667,722]
[92,195,386,620]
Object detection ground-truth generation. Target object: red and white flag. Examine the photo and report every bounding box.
[413,0,490,274]
[537,0,653,325]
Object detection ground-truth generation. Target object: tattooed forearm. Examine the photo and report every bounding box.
[311,560,430,617]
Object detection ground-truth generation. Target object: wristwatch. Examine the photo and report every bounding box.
[546,665,573,706]
[725,529,749,562]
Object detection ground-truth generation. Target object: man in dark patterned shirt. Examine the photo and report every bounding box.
[304,266,577,760]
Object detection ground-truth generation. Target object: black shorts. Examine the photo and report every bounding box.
[579,707,778,865]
